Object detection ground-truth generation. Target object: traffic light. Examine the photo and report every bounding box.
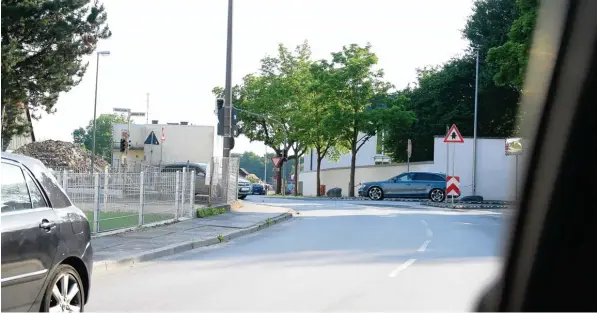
[216,100,238,137]
[119,138,126,152]
[216,98,224,112]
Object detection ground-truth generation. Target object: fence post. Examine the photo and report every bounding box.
[139,171,144,226]
[62,170,68,191]
[93,173,100,234]
[181,167,187,217]
[189,170,195,218]
[103,168,109,222]
[175,171,180,220]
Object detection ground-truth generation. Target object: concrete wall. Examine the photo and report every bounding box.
[112,124,216,166]
[299,136,526,201]
[300,161,434,197]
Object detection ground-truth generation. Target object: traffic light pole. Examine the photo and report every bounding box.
[222,0,234,158]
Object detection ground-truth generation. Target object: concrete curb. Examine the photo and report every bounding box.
[92,212,293,273]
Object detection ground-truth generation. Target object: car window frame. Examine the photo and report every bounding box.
[1,161,34,214]
[22,166,49,209]
[394,173,414,182]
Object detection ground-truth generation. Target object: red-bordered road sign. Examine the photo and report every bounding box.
[446,176,461,196]
[443,124,464,143]
[271,156,283,168]
[161,127,166,142]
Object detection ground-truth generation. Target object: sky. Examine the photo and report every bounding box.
[32,0,474,154]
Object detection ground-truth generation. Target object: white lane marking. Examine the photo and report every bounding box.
[388,258,417,278]
[426,229,433,238]
[421,219,433,238]
[420,219,429,227]
[417,239,431,252]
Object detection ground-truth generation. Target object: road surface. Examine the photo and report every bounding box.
[87,196,508,311]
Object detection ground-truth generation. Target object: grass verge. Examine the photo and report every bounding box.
[197,207,227,218]
[85,211,174,232]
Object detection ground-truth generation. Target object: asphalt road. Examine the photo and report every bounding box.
[87,196,508,311]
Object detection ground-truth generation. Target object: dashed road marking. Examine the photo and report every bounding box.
[417,239,431,252]
[388,258,417,278]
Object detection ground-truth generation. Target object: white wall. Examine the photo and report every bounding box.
[299,136,526,201]
[113,123,215,165]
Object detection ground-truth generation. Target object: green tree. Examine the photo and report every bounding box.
[1,0,112,151]
[306,60,346,196]
[383,0,528,162]
[329,44,412,197]
[246,173,260,184]
[213,41,314,194]
[487,0,539,90]
[72,114,126,161]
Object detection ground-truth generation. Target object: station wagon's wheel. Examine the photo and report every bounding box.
[41,264,85,313]
[367,186,384,201]
[429,188,445,202]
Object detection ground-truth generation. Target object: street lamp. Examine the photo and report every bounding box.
[90,50,111,172]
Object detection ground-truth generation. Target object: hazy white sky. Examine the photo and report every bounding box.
[32,0,473,154]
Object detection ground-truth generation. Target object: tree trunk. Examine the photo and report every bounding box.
[349,130,358,197]
[293,161,299,196]
[316,156,323,197]
[276,160,283,194]
[349,151,357,197]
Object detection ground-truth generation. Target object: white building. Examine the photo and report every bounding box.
[300,134,525,201]
[112,120,222,166]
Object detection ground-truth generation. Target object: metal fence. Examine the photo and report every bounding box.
[52,156,240,233]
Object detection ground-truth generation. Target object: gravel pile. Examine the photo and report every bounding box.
[13,140,109,172]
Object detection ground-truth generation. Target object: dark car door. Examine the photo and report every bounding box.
[384,173,415,196]
[411,173,444,197]
[1,161,60,312]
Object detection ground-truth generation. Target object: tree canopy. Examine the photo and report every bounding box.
[1,0,112,151]
[72,113,126,161]
[382,0,537,161]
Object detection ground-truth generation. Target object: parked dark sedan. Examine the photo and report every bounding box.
[1,153,93,312]
[358,171,448,202]
[251,183,266,195]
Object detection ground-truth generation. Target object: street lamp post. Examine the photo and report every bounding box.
[91,50,111,172]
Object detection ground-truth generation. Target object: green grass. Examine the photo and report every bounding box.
[196,207,227,218]
[84,211,174,232]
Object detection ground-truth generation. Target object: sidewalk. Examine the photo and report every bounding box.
[92,202,295,273]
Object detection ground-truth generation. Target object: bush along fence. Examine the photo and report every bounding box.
[53,157,240,234]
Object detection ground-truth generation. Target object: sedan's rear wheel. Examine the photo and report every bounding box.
[368,186,384,201]
[429,188,445,202]
[41,264,85,313]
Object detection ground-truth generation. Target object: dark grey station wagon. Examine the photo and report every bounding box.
[1,153,93,312]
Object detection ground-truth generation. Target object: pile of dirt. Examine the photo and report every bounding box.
[13,140,109,172]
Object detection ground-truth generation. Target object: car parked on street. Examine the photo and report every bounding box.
[358,171,448,202]
[237,178,251,199]
[251,183,266,195]
[1,153,93,312]
[161,162,210,195]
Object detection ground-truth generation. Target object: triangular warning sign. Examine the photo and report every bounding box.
[144,131,160,145]
[270,156,283,168]
[443,124,464,143]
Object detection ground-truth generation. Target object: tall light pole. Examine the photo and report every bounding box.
[222,0,234,157]
[91,50,111,172]
[472,50,480,195]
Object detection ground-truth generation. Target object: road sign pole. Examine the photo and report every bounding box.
[515,154,519,201]
[452,143,456,206]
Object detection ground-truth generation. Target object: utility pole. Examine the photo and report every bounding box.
[472,50,480,195]
[90,51,110,172]
[222,0,234,157]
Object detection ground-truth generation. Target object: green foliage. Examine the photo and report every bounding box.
[72,114,127,161]
[487,0,539,90]
[383,0,537,161]
[1,0,112,150]
[197,207,227,218]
